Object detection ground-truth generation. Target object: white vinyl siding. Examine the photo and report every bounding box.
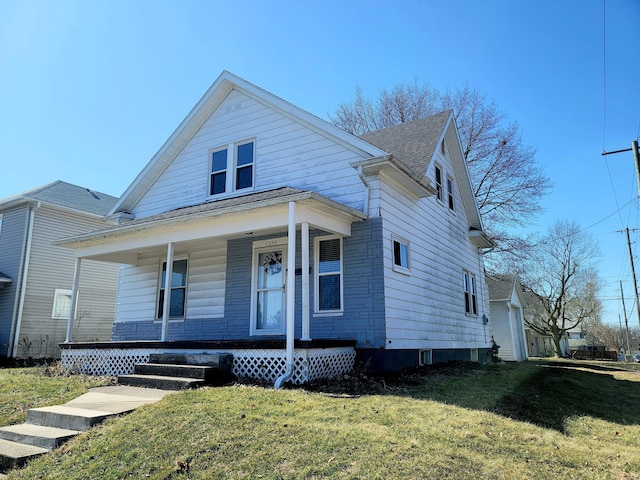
[132,90,368,218]
[378,173,489,351]
[115,241,227,323]
[17,205,119,357]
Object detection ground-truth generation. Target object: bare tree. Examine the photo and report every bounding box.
[329,80,551,266]
[522,220,602,357]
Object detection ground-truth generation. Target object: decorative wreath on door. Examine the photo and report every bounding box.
[262,251,283,275]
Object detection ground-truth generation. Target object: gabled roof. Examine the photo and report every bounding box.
[360,111,486,233]
[487,274,524,304]
[0,180,118,216]
[360,110,451,180]
[110,71,388,216]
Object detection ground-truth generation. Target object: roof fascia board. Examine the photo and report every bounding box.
[56,191,366,249]
[352,155,436,198]
[111,71,387,215]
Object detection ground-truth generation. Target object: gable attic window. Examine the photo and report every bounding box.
[209,140,255,196]
[447,176,455,211]
[435,165,443,202]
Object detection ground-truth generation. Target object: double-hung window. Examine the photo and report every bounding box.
[209,140,255,196]
[315,236,343,313]
[447,176,455,211]
[158,259,188,319]
[435,165,443,202]
[463,270,478,315]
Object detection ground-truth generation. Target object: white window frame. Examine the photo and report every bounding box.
[435,165,443,203]
[463,270,478,316]
[157,257,189,320]
[52,288,75,320]
[208,139,255,197]
[391,235,411,274]
[314,235,344,315]
[447,175,455,212]
[250,237,288,336]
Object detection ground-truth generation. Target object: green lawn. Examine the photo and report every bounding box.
[4,359,640,479]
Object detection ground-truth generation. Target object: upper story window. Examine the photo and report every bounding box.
[440,140,446,155]
[435,165,443,202]
[209,140,255,196]
[447,176,455,211]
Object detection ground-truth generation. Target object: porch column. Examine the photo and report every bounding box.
[301,221,310,340]
[65,257,82,343]
[161,242,174,342]
[285,202,296,365]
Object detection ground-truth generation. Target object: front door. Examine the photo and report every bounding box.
[252,246,286,335]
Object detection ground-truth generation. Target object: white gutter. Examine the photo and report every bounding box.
[274,201,296,389]
[357,165,370,215]
[11,202,38,357]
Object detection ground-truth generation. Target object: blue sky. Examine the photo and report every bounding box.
[1,0,639,326]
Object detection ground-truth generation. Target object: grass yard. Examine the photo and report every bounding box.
[0,364,113,427]
[3,359,640,479]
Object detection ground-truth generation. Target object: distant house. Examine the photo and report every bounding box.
[522,290,569,357]
[55,71,493,384]
[487,274,528,361]
[0,181,119,359]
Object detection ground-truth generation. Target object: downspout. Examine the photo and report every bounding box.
[11,202,38,357]
[275,201,296,389]
[357,165,370,215]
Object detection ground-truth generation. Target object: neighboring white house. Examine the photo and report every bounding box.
[487,274,528,361]
[55,71,493,382]
[0,181,119,359]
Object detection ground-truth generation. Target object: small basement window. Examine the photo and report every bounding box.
[419,349,432,366]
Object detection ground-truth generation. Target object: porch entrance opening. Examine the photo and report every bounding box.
[252,242,287,335]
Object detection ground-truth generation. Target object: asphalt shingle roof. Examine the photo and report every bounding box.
[2,181,118,216]
[487,275,516,302]
[360,110,452,179]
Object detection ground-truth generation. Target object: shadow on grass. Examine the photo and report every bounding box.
[306,359,640,433]
[413,360,640,433]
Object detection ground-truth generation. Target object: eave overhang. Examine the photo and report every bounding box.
[469,228,494,249]
[351,155,437,198]
[53,189,367,264]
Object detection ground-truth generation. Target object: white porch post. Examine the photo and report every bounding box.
[65,257,82,343]
[285,202,296,365]
[301,221,310,341]
[161,242,174,342]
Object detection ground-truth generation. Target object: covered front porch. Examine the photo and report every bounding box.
[55,188,366,385]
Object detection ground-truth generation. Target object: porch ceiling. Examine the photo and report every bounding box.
[54,188,367,264]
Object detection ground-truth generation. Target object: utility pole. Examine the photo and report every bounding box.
[624,227,640,331]
[619,280,632,358]
[602,140,640,195]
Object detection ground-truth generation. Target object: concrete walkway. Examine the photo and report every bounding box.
[0,385,173,474]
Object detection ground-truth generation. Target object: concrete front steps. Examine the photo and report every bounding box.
[117,353,234,390]
[0,385,171,474]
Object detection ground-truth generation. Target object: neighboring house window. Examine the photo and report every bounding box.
[435,165,443,202]
[52,289,73,319]
[392,236,410,273]
[447,176,455,211]
[315,236,343,313]
[463,271,478,315]
[158,259,188,318]
[209,140,255,196]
